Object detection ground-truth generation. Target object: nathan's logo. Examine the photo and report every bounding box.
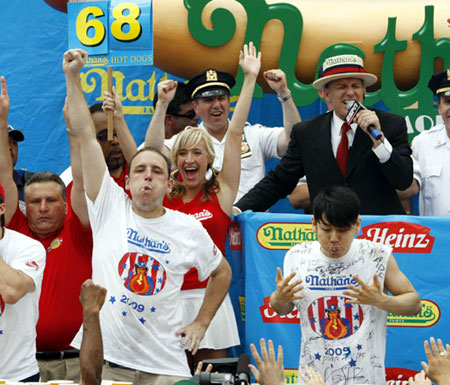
[228,221,242,251]
[305,274,357,291]
[388,299,440,327]
[190,209,213,221]
[257,223,317,250]
[259,296,300,324]
[127,228,170,254]
[357,222,434,253]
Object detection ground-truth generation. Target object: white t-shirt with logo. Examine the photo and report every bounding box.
[71,169,222,377]
[284,239,391,385]
[0,228,46,380]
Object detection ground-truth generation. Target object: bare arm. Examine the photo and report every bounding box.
[343,255,421,315]
[269,267,304,315]
[63,49,108,202]
[143,80,176,158]
[288,182,310,210]
[103,88,138,163]
[0,76,19,225]
[176,257,231,355]
[263,69,301,156]
[79,279,107,385]
[0,257,35,304]
[63,98,90,228]
[217,42,261,215]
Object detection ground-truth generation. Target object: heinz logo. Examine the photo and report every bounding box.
[259,296,300,324]
[228,221,242,251]
[388,299,440,327]
[257,223,317,250]
[358,222,434,253]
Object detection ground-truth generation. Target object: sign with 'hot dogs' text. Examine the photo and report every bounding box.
[68,0,153,67]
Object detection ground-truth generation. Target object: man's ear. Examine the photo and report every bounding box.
[167,178,174,194]
[311,216,317,234]
[125,175,130,191]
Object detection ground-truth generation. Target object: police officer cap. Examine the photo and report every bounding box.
[428,69,450,97]
[8,124,25,142]
[186,69,236,99]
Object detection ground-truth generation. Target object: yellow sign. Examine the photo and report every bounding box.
[257,223,317,250]
[388,299,440,327]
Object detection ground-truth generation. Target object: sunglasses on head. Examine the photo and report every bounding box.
[170,109,196,120]
[96,129,118,142]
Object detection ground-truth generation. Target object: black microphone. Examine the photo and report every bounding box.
[345,100,382,141]
[235,353,251,385]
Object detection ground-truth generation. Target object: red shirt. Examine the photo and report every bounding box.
[8,205,93,351]
[163,190,230,290]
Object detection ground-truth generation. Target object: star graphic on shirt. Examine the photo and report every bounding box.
[155,288,160,293]
[122,311,127,316]
[122,263,127,269]
[151,307,156,312]
[165,260,170,264]
[152,264,160,272]
[349,359,357,367]
[139,317,146,324]
[315,353,321,360]
[157,277,163,284]
[354,314,360,320]
[310,316,316,324]
[354,325,359,331]
[345,302,353,309]
[0,330,3,334]
[109,296,116,304]
[356,344,362,350]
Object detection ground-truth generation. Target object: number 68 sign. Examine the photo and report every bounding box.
[68,0,153,67]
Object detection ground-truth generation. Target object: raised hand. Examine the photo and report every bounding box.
[421,337,450,384]
[0,76,10,121]
[80,279,107,315]
[264,69,289,97]
[239,41,261,78]
[157,79,178,105]
[63,49,88,75]
[249,338,285,385]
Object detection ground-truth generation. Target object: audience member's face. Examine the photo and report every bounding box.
[166,102,198,138]
[91,111,125,171]
[176,139,211,190]
[312,214,361,259]
[8,135,18,166]
[25,181,67,237]
[193,95,230,133]
[438,95,450,131]
[322,78,365,121]
[126,150,171,215]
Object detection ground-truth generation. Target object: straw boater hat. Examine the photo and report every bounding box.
[312,54,378,90]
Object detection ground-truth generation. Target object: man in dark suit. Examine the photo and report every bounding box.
[235,53,412,215]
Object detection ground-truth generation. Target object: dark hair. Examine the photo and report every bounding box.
[313,186,360,228]
[89,103,103,115]
[153,82,192,115]
[25,172,67,202]
[128,147,172,179]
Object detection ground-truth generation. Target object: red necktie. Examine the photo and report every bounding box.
[336,122,350,176]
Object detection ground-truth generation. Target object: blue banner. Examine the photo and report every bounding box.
[227,212,448,383]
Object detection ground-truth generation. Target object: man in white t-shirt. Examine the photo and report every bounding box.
[0,183,46,381]
[64,49,232,385]
[270,186,421,385]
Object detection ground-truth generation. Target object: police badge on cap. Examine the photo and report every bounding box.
[428,70,450,97]
[186,69,236,99]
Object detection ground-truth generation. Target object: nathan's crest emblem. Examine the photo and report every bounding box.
[308,296,363,340]
[118,252,167,296]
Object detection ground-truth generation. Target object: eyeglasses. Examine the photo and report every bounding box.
[170,110,196,120]
[96,129,118,142]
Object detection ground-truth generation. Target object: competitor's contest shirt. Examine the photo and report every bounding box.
[284,239,391,385]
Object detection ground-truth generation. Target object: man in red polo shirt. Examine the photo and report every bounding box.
[0,76,92,381]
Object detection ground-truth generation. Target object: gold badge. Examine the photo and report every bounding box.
[206,69,218,82]
[241,132,252,159]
